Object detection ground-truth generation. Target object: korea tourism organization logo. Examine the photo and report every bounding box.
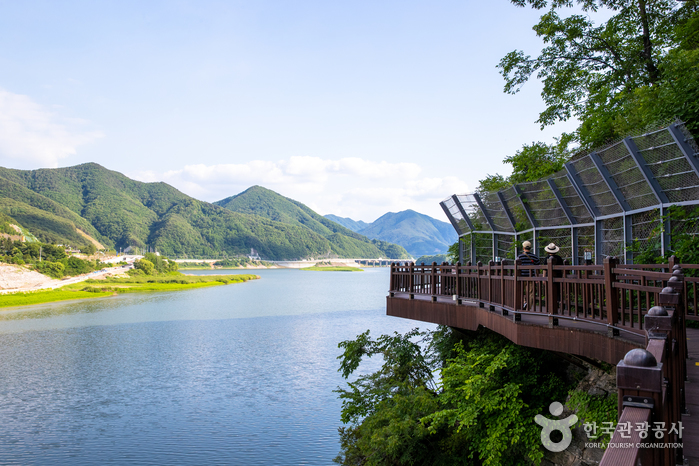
[535,400,684,452]
[534,402,578,452]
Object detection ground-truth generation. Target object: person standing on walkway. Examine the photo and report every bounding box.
[517,240,539,310]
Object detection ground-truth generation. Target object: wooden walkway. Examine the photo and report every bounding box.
[687,327,699,465]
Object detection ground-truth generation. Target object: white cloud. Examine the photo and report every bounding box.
[0,89,103,168]
[130,156,469,222]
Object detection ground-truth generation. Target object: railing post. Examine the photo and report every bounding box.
[499,260,505,309]
[408,262,414,299]
[431,262,437,302]
[604,348,663,466]
[455,262,461,298]
[546,256,556,320]
[514,259,522,317]
[488,261,494,311]
[604,256,619,327]
[477,261,484,307]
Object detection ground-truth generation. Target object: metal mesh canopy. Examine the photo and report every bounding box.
[439,122,699,265]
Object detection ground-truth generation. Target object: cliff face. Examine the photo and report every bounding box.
[543,364,616,466]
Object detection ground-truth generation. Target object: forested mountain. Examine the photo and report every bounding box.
[324,210,457,257]
[0,164,407,260]
[323,214,369,233]
[214,186,409,259]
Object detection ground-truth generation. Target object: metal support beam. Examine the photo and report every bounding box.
[451,195,477,231]
[589,151,632,212]
[496,191,517,231]
[623,137,669,204]
[668,123,699,179]
[473,193,497,231]
[571,226,579,265]
[565,163,599,218]
[595,219,604,265]
[547,178,576,225]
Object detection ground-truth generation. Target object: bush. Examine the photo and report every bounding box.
[134,259,155,275]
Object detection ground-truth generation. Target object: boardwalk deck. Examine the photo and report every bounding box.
[388,260,697,465]
[686,327,699,465]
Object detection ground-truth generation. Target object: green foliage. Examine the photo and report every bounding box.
[0,164,408,260]
[500,0,699,148]
[415,254,448,265]
[134,258,155,275]
[567,390,618,446]
[33,260,65,278]
[216,186,410,259]
[447,241,460,264]
[334,327,574,466]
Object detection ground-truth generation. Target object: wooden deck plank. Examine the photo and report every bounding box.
[685,327,699,465]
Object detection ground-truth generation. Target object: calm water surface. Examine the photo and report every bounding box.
[0,268,435,465]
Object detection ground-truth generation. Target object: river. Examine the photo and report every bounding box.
[0,268,435,465]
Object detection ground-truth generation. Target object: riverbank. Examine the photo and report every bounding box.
[299,266,363,272]
[0,274,259,309]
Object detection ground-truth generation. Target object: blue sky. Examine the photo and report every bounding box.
[0,0,579,221]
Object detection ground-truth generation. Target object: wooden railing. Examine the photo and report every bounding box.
[389,256,697,334]
[389,259,690,466]
[600,275,687,466]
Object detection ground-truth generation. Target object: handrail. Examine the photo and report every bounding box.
[389,256,697,324]
[600,280,687,466]
[389,259,690,465]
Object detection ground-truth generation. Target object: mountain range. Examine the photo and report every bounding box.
[324,210,457,257]
[0,164,409,260]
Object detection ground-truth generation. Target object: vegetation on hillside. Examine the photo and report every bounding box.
[0,238,113,278]
[0,164,409,260]
[334,327,582,465]
[215,186,410,259]
[414,254,448,265]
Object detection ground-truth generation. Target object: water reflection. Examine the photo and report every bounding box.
[0,268,435,465]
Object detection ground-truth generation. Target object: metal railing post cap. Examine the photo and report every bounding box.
[647,305,668,316]
[623,348,658,367]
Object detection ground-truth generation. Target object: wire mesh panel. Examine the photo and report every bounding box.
[538,228,573,262]
[597,140,658,210]
[500,186,532,230]
[443,122,699,264]
[441,197,470,235]
[570,155,624,217]
[576,226,595,264]
[496,235,516,260]
[455,194,490,231]
[601,217,625,263]
[518,180,571,227]
[473,232,493,264]
[481,191,515,232]
[633,126,699,203]
[550,171,593,224]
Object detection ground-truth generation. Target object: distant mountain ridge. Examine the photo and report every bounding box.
[214,186,409,259]
[324,214,369,233]
[323,209,457,258]
[0,164,408,260]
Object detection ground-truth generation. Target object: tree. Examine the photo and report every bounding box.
[134,258,155,275]
[499,0,698,147]
[334,327,574,466]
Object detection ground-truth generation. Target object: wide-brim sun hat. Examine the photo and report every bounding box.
[544,243,560,254]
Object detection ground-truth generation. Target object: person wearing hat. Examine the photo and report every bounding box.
[542,243,564,310]
[517,240,539,310]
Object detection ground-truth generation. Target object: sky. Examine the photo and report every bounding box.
[0,0,581,222]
